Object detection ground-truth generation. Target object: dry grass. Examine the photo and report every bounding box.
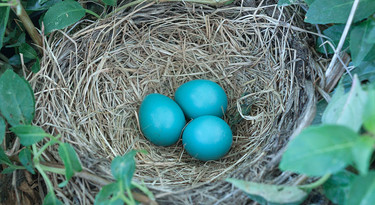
[28,1,323,204]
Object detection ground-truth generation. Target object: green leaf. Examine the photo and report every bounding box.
[19,43,38,60]
[111,150,138,189]
[363,89,375,134]
[58,143,82,184]
[322,75,367,132]
[102,0,117,6]
[5,32,25,48]
[345,171,375,205]
[43,192,63,205]
[305,0,375,24]
[26,0,62,11]
[316,24,349,54]
[0,69,35,126]
[0,147,12,166]
[350,19,375,66]
[226,178,309,205]
[342,61,375,88]
[10,125,47,146]
[280,125,359,176]
[1,166,17,174]
[0,6,10,49]
[43,0,85,34]
[94,182,123,205]
[352,136,375,175]
[323,170,355,205]
[31,58,41,73]
[0,116,5,144]
[19,149,35,174]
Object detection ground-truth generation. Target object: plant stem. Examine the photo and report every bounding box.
[39,164,66,175]
[35,164,55,193]
[126,186,136,204]
[119,194,132,205]
[85,9,101,19]
[11,1,43,49]
[33,134,60,160]
[298,174,331,190]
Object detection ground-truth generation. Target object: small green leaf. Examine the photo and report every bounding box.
[322,75,367,132]
[280,125,359,176]
[0,6,10,49]
[345,171,375,205]
[316,24,349,54]
[94,182,123,205]
[352,136,375,175]
[350,20,375,66]
[31,58,41,73]
[305,0,375,24]
[363,89,375,134]
[58,143,82,184]
[43,0,85,34]
[43,192,63,205]
[0,147,12,166]
[1,166,17,174]
[102,0,117,6]
[111,150,138,189]
[19,43,38,60]
[226,178,309,205]
[0,116,5,144]
[19,149,35,174]
[26,0,62,11]
[0,69,35,126]
[10,125,47,146]
[311,99,328,125]
[323,170,355,205]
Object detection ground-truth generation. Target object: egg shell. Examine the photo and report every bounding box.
[139,93,186,146]
[182,115,232,161]
[175,79,228,119]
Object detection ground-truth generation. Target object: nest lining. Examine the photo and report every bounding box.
[30,2,319,204]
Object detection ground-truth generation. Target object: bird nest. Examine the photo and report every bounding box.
[31,1,322,204]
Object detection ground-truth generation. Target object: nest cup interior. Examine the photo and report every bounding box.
[33,2,316,203]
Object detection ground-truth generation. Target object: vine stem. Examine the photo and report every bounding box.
[11,0,43,49]
[298,174,331,190]
[325,0,360,78]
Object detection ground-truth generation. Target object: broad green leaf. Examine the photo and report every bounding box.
[350,20,375,66]
[322,75,367,132]
[305,0,375,24]
[43,192,63,205]
[43,0,85,34]
[94,182,123,205]
[26,0,62,11]
[19,149,35,174]
[316,24,349,54]
[10,125,47,146]
[352,136,375,175]
[0,69,35,126]
[31,58,41,73]
[0,6,10,49]
[0,116,5,144]
[226,178,309,205]
[58,143,82,183]
[280,125,359,176]
[345,171,375,205]
[342,61,375,88]
[111,150,138,189]
[1,166,17,174]
[363,89,375,134]
[311,99,328,125]
[19,43,38,60]
[323,170,355,205]
[0,147,12,165]
[102,0,117,6]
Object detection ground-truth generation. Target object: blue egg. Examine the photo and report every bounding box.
[182,116,232,161]
[175,79,228,119]
[139,93,186,146]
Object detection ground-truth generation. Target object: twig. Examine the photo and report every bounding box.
[325,0,360,77]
